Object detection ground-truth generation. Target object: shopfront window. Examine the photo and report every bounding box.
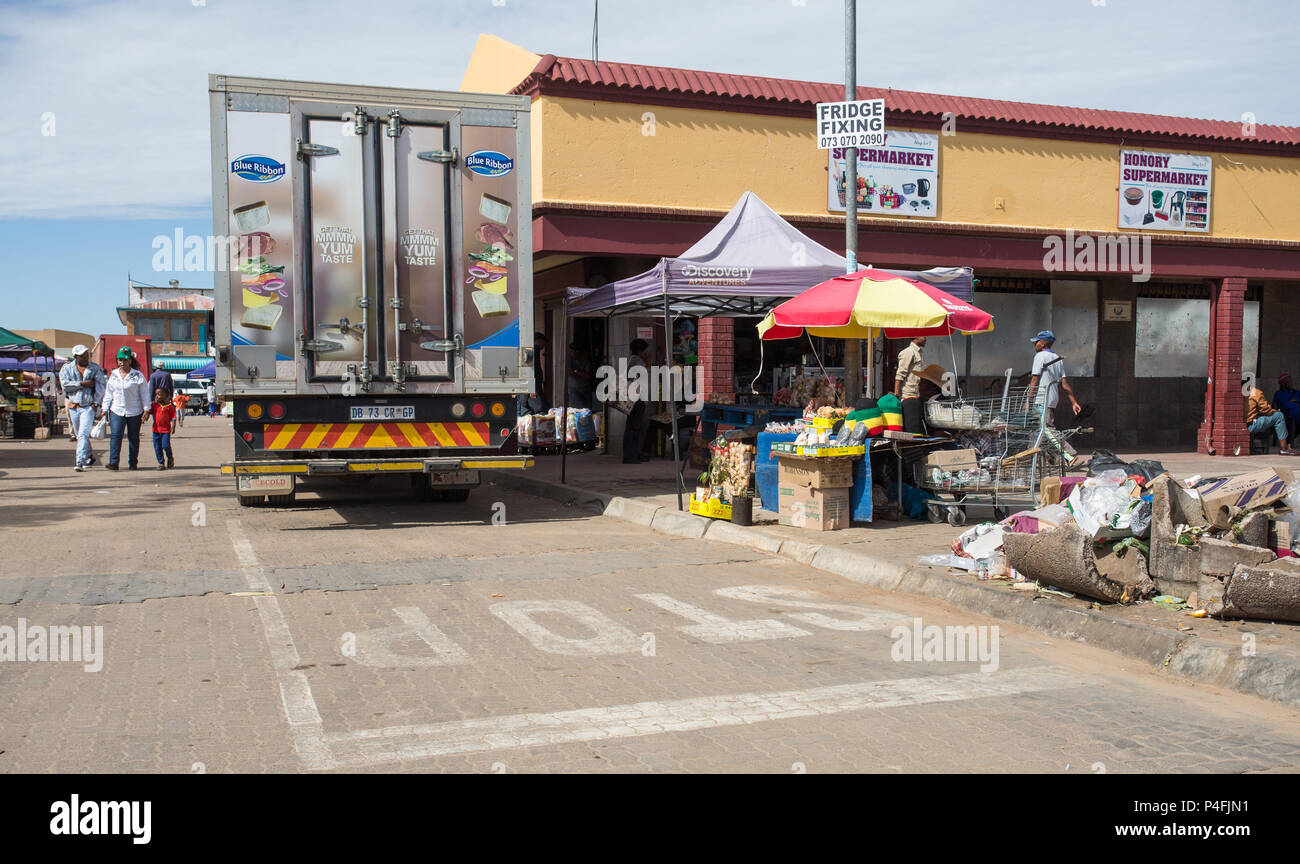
[1134,284,1259,378]
[170,318,192,342]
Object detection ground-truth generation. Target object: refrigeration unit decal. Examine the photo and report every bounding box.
[461,128,520,357]
[226,112,295,362]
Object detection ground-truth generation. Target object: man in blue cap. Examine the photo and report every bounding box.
[1025,330,1081,461]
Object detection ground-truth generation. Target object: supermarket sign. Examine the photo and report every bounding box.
[827,130,940,218]
[1117,149,1212,233]
[816,99,885,149]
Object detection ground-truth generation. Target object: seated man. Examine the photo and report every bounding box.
[1272,373,1300,447]
[1246,378,1294,455]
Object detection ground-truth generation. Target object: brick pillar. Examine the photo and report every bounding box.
[697,317,734,401]
[1198,277,1249,455]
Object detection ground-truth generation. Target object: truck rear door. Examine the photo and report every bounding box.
[293,102,457,390]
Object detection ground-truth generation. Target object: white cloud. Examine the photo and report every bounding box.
[0,0,1294,219]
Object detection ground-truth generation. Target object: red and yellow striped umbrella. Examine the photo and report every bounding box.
[758,268,993,341]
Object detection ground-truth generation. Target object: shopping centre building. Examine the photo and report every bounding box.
[461,35,1300,455]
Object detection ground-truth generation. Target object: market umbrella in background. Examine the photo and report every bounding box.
[757,268,994,341]
[187,360,216,380]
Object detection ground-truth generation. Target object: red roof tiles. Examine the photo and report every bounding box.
[513,54,1299,149]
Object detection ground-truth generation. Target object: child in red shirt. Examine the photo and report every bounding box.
[152,389,177,469]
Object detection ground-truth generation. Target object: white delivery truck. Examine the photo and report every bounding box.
[210,75,534,505]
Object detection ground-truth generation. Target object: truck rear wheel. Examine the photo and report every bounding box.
[238,495,265,507]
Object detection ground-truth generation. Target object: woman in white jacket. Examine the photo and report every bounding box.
[100,347,152,470]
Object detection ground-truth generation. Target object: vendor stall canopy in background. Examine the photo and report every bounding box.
[758,268,993,341]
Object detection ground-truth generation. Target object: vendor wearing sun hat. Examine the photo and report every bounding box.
[59,343,106,471]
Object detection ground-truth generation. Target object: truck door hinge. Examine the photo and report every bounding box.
[386,110,402,138]
[352,107,369,136]
[419,332,463,354]
[417,147,458,165]
[296,139,340,160]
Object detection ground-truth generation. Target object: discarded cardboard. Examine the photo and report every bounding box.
[925,448,978,472]
[1197,467,1294,530]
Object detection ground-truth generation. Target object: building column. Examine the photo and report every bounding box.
[697,317,734,402]
[1198,276,1249,455]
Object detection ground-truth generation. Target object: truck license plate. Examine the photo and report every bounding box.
[238,475,294,493]
[431,470,478,486]
[350,405,415,421]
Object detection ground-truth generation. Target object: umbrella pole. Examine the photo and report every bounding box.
[663,290,683,511]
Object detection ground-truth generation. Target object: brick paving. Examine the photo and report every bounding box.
[1,425,1299,773]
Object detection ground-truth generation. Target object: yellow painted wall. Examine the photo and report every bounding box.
[532,95,1300,241]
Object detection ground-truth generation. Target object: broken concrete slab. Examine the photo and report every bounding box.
[1149,538,1201,597]
[1209,564,1300,622]
[1234,511,1270,548]
[1003,524,1156,604]
[1197,536,1275,577]
[1149,473,1207,541]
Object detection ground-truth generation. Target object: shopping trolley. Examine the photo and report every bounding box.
[915,381,1082,526]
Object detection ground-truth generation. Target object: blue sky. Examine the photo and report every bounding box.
[1,0,1297,337]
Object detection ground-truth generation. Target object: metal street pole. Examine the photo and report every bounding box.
[842,0,862,403]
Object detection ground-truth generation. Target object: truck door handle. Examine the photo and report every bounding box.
[417,148,458,165]
[296,139,339,159]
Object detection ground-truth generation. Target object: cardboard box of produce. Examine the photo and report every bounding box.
[1197,467,1294,530]
[778,483,850,531]
[924,448,979,472]
[778,454,853,489]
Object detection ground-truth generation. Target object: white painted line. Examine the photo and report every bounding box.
[227,520,336,770]
[712,585,909,631]
[489,599,641,656]
[635,592,812,644]
[352,607,470,668]
[321,665,1085,767]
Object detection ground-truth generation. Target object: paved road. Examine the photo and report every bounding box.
[2,421,1299,773]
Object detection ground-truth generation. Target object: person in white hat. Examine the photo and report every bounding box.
[59,344,106,471]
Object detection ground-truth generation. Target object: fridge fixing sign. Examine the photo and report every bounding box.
[1118,149,1211,233]
[827,131,939,218]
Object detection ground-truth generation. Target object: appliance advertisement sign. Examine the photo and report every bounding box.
[1118,149,1211,233]
[827,130,939,219]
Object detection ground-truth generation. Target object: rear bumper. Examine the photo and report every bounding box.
[220,455,533,476]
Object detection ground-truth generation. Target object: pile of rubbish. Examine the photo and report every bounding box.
[920,454,1300,623]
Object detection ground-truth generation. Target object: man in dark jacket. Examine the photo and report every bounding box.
[1273,373,1300,447]
[147,359,172,404]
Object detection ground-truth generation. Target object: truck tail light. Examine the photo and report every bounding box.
[242,432,254,443]
[490,402,505,417]
[450,402,466,418]
[269,402,285,419]
[471,401,486,417]
[246,403,264,419]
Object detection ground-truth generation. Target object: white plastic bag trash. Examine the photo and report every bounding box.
[90,416,108,439]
